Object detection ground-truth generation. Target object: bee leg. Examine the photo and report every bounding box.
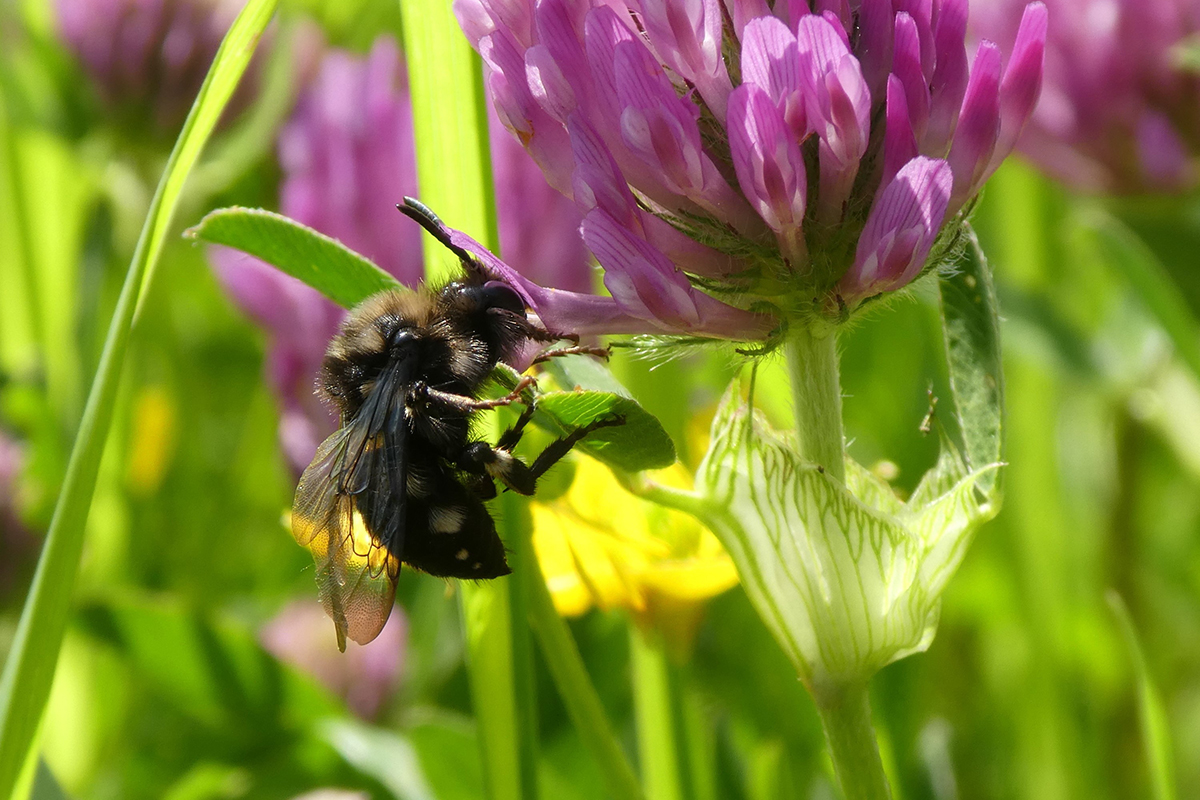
[495,401,538,451]
[527,415,626,480]
[413,375,537,414]
[531,344,612,364]
[458,442,538,495]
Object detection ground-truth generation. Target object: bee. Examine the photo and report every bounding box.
[292,200,619,650]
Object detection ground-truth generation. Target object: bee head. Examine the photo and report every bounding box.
[444,279,527,318]
[479,281,527,316]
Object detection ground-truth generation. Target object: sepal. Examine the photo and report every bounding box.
[692,387,998,690]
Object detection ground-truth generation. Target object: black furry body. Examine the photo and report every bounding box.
[292,274,612,650]
[318,283,536,576]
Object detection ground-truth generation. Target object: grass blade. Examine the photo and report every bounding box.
[0,3,277,796]
[1077,207,1200,382]
[1107,592,1177,800]
[398,5,532,799]
[527,561,645,800]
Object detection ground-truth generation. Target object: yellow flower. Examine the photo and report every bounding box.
[531,455,738,655]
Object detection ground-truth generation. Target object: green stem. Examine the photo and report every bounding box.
[503,493,541,800]
[526,558,646,800]
[785,325,889,798]
[630,626,684,800]
[814,684,892,800]
[783,325,844,481]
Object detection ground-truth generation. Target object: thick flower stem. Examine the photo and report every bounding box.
[785,327,890,798]
[784,324,845,481]
[815,683,893,800]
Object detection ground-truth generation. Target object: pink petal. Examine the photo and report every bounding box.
[728,83,807,234]
[924,0,969,155]
[946,41,1001,210]
[984,1,1047,179]
[842,156,952,301]
[892,12,930,142]
[883,75,918,188]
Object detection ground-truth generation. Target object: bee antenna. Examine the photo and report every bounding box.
[397,197,473,263]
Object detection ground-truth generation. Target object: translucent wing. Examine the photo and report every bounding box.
[292,364,409,651]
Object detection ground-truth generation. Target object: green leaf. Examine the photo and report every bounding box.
[1077,207,1200,383]
[938,226,1004,495]
[0,3,277,796]
[1107,592,1177,800]
[536,391,676,472]
[186,207,401,309]
[406,717,487,800]
[514,354,677,471]
[542,353,634,398]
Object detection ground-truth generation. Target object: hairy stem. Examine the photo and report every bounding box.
[786,325,890,797]
[784,325,845,481]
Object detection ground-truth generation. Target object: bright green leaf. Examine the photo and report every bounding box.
[938,226,1004,496]
[490,360,677,471]
[186,207,401,309]
[536,391,676,472]
[542,353,633,398]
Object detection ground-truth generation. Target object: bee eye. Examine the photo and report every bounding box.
[481,281,526,316]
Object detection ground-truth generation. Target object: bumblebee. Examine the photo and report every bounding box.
[292,201,618,650]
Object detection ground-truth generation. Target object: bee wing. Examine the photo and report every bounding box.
[292,364,410,651]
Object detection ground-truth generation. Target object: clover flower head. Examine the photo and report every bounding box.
[973,0,1200,193]
[55,0,251,135]
[451,0,1046,334]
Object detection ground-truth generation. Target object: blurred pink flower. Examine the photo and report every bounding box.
[0,432,34,600]
[212,36,592,472]
[54,0,254,135]
[449,0,1047,324]
[972,0,1200,193]
[261,599,407,719]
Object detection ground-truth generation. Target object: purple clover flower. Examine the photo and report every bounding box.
[212,37,592,472]
[451,0,1047,324]
[973,0,1200,193]
[55,0,251,136]
[0,432,34,601]
[261,599,407,719]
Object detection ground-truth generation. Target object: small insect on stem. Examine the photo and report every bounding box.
[919,386,938,436]
[290,200,624,650]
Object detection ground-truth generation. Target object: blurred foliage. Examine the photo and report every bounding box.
[1,0,1199,798]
